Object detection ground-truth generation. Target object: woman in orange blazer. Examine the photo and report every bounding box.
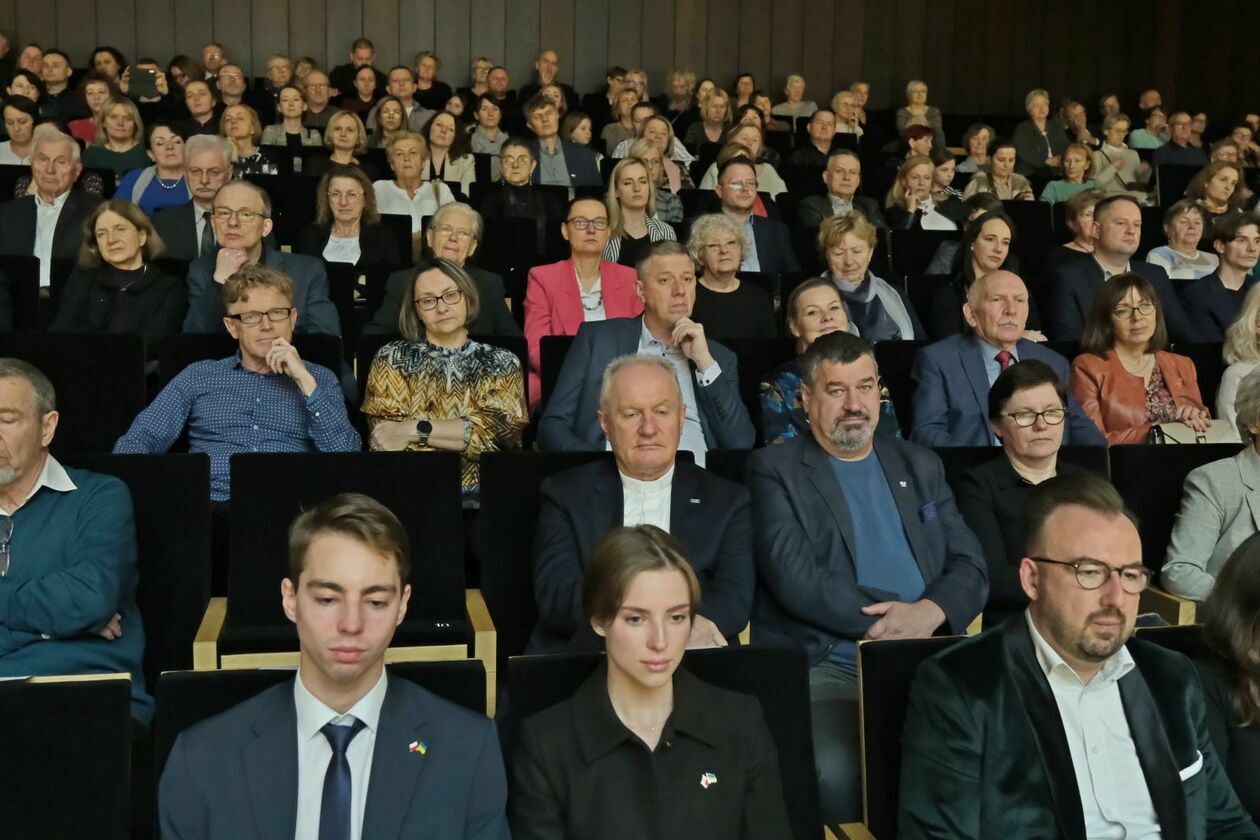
[523,197,643,407]
[1071,271,1212,444]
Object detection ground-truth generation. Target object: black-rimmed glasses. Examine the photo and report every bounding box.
[227,307,293,325]
[1004,408,1067,427]
[1029,557,1151,594]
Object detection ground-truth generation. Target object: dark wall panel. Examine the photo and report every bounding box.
[799,0,833,106]
[288,0,326,66]
[736,0,770,93]
[704,0,736,91]
[135,0,175,67]
[502,0,538,90]
[538,0,573,85]
[326,0,365,85]
[251,0,290,77]
[831,0,864,99]
[435,0,472,85]
[57,0,97,73]
[172,1,212,62]
[640,0,674,94]
[571,0,607,94]
[212,0,254,72]
[468,0,507,85]
[606,0,642,75]
[672,0,706,78]
[364,0,401,69]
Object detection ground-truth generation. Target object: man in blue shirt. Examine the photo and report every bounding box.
[115,265,360,502]
[0,358,152,725]
[747,331,987,825]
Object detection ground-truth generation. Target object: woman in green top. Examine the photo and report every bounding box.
[81,97,150,174]
[1039,142,1100,204]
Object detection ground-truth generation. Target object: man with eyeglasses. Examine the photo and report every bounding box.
[115,265,359,504]
[300,70,335,131]
[364,201,519,339]
[713,156,799,275]
[912,270,1103,446]
[151,135,235,261]
[215,64,247,109]
[899,470,1259,839]
[524,94,601,189]
[0,358,153,725]
[1152,111,1209,168]
[479,139,564,255]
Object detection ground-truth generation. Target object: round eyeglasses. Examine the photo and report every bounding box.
[1029,557,1152,594]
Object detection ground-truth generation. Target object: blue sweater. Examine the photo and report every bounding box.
[0,467,152,724]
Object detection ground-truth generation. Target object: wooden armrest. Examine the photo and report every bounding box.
[466,588,497,717]
[738,622,751,645]
[193,597,227,671]
[27,672,132,684]
[1140,585,1197,625]
[837,823,877,839]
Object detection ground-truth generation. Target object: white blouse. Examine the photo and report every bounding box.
[372,179,456,232]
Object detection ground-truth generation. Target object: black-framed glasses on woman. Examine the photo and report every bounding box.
[566,217,609,231]
[226,307,293,325]
[1005,408,1067,427]
[415,289,463,310]
[1112,301,1155,319]
[1029,557,1152,594]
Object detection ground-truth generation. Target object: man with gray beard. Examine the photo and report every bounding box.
[745,330,988,825]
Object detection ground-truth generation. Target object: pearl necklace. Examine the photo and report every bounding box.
[156,176,183,190]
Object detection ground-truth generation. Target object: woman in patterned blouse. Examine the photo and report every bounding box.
[362,257,527,499]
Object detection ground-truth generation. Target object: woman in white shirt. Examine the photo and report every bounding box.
[373,132,455,261]
[1217,284,1260,440]
[297,164,401,269]
[1146,200,1219,280]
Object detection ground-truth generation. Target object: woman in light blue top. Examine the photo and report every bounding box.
[1146,199,1219,280]
[1039,143,1100,204]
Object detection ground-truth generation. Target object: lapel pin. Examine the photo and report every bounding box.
[690,498,701,504]
[408,740,427,755]
[899,481,907,488]
[700,772,718,789]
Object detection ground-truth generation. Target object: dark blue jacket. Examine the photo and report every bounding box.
[1048,257,1196,344]
[1179,271,1257,343]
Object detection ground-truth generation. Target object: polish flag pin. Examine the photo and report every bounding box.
[408,740,427,755]
[700,772,718,789]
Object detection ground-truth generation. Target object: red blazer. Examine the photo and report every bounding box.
[1071,349,1207,444]
[523,259,643,407]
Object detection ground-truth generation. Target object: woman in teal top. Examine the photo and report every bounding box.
[81,97,150,174]
[1040,142,1100,204]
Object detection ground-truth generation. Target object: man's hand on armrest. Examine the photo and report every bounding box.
[861,599,946,640]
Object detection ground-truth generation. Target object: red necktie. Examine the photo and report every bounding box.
[996,350,1014,371]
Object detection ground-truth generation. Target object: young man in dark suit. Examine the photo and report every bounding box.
[529,355,754,653]
[898,472,1259,839]
[714,156,800,276]
[159,493,510,839]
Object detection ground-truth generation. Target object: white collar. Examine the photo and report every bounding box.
[1026,610,1134,688]
[638,317,676,350]
[35,190,70,210]
[620,464,675,494]
[294,666,389,742]
[0,454,77,515]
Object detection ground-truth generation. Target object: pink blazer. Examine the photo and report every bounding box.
[523,259,643,407]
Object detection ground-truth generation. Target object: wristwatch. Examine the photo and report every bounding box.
[416,419,433,447]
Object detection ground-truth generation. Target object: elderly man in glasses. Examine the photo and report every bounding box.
[898,470,1260,839]
[115,265,360,503]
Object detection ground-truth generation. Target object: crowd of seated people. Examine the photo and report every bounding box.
[0,34,1259,839]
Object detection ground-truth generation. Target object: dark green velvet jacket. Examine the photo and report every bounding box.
[897,617,1259,839]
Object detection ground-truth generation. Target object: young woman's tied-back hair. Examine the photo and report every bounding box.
[582,525,700,625]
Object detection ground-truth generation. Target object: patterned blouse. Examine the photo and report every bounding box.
[362,338,528,498]
[1144,362,1178,423]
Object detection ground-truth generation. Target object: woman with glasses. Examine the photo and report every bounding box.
[955,361,1090,627]
[479,138,565,255]
[362,257,527,501]
[523,197,643,408]
[1071,272,1210,444]
[296,164,401,267]
[603,156,676,267]
[686,213,775,340]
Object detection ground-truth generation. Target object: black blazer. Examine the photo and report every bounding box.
[295,220,403,268]
[1048,257,1197,344]
[151,201,205,262]
[748,216,801,276]
[1180,271,1258,344]
[0,190,102,260]
[796,194,887,231]
[363,264,521,338]
[899,618,1258,839]
[886,197,966,230]
[528,459,755,652]
[510,661,791,840]
[49,265,186,340]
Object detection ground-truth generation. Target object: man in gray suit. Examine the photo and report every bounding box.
[159,493,509,839]
[537,240,754,463]
[747,330,988,825]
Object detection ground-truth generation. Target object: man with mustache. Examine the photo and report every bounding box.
[898,472,1259,839]
[910,270,1104,446]
[746,330,988,825]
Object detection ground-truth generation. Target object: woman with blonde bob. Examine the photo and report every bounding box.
[603,155,676,266]
[821,211,922,340]
[683,87,732,151]
[82,97,150,173]
[510,524,792,838]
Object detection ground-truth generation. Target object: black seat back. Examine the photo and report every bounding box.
[873,340,926,437]
[0,255,42,329]
[539,334,577,408]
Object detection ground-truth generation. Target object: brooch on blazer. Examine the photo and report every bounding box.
[408,740,427,755]
[700,772,718,789]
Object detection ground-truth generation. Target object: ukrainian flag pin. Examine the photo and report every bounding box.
[408,740,427,755]
[700,772,717,789]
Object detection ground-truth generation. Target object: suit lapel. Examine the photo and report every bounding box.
[1002,620,1087,840]
[362,680,431,839]
[1236,447,1260,531]
[801,438,856,560]
[592,460,624,536]
[242,684,301,840]
[51,192,77,252]
[958,335,993,420]
[554,262,585,335]
[1118,669,1188,840]
[872,438,933,580]
[668,462,701,541]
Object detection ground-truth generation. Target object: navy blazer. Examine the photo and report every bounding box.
[746,433,988,664]
[528,459,755,652]
[158,675,510,840]
[1048,257,1196,343]
[1180,271,1257,343]
[909,333,1105,447]
[183,247,341,337]
[749,215,801,276]
[527,138,603,188]
[536,316,755,452]
[0,189,102,260]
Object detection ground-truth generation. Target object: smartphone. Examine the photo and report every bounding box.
[130,68,159,99]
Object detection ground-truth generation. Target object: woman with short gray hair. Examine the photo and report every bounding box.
[687,214,776,339]
[1013,88,1069,178]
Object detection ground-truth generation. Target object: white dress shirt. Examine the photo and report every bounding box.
[372,179,455,232]
[1026,613,1161,839]
[620,464,673,530]
[34,190,69,288]
[323,234,362,266]
[293,667,389,840]
[634,320,720,467]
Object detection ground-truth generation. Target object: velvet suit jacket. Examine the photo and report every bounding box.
[151,201,203,262]
[528,459,755,652]
[523,259,643,406]
[536,316,755,452]
[910,333,1106,447]
[746,433,989,664]
[0,189,102,260]
[1071,349,1207,444]
[1179,271,1258,343]
[898,618,1260,840]
[158,676,510,840]
[1048,257,1196,343]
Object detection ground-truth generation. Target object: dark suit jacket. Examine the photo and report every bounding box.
[1180,271,1257,343]
[364,264,520,338]
[159,675,510,840]
[528,459,755,652]
[796,194,887,231]
[527,138,603,188]
[748,216,801,276]
[910,333,1105,447]
[183,247,341,337]
[1048,257,1196,343]
[746,433,988,664]
[0,189,102,260]
[536,316,755,452]
[898,618,1260,840]
[295,220,403,268]
[49,266,186,340]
